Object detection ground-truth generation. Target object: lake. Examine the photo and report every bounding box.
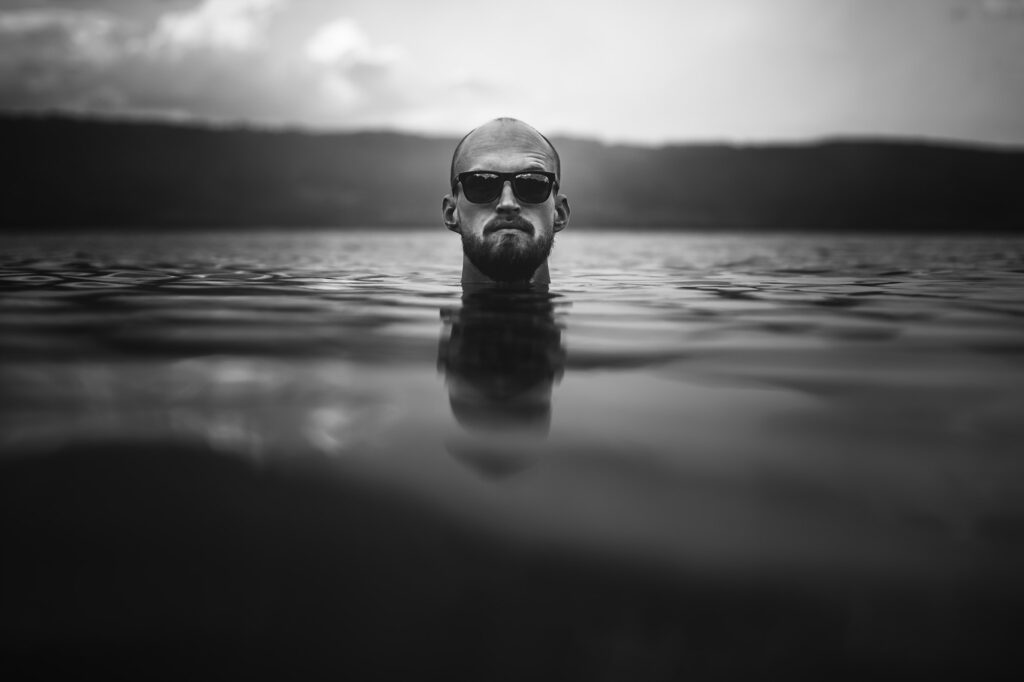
[2,230,1023,679]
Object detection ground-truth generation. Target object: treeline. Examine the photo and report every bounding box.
[3,113,1022,232]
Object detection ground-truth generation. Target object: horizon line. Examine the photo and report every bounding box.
[2,107,1023,153]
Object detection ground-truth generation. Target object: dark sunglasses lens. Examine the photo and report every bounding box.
[513,173,553,203]
[461,173,502,203]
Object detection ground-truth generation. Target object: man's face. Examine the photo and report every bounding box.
[443,121,569,283]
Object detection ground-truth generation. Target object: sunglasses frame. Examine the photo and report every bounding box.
[453,170,559,204]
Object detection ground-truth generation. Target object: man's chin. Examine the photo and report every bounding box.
[462,232,553,283]
[490,230,531,250]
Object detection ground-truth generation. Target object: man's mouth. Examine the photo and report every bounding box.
[485,218,534,235]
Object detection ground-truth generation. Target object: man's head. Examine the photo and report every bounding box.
[443,118,570,284]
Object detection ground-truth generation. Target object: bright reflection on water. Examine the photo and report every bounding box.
[2,230,1024,673]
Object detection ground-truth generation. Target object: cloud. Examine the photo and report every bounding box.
[0,2,416,128]
[0,7,139,111]
[305,18,401,69]
[982,0,1024,16]
[953,0,1024,19]
[0,8,126,64]
[149,0,285,53]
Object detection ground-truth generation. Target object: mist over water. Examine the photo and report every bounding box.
[2,229,1024,677]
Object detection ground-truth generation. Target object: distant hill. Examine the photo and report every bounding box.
[3,113,1022,232]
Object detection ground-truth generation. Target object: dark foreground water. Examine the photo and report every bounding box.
[2,230,1024,679]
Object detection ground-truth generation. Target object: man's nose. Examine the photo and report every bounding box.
[495,180,520,212]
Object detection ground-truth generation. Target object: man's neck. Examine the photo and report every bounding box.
[460,256,551,286]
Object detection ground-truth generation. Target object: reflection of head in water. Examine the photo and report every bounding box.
[438,287,566,476]
[442,118,571,285]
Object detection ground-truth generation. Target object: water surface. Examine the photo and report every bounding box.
[2,230,1023,677]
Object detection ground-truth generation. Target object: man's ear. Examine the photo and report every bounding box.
[442,194,460,233]
[553,194,570,233]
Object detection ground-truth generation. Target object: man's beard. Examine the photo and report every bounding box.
[461,217,554,283]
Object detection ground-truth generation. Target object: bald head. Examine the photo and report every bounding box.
[443,117,570,285]
[450,118,561,190]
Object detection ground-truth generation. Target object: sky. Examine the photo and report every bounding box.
[1,0,1023,146]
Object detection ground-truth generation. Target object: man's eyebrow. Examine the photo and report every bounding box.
[462,165,550,173]
[512,162,554,173]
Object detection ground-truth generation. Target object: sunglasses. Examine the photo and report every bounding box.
[454,170,558,204]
